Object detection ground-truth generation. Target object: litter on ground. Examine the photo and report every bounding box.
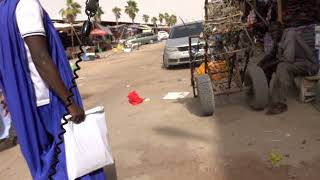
[270,152,283,166]
[128,91,144,105]
[162,92,190,100]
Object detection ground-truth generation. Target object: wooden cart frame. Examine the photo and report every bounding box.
[188,0,269,116]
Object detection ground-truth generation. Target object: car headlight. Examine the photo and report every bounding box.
[166,47,178,52]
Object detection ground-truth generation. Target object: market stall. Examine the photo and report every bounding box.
[189,0,320,115]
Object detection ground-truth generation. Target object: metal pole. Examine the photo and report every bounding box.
[277,0,283,23]
[189,37,197,97]
[205,0,209,21]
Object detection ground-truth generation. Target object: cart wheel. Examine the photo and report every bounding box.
[196,74,215,116]
[245,65,269,110]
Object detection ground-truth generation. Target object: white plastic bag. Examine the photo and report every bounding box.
[63,106,114,180]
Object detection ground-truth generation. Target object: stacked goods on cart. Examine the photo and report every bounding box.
[206,0,240,20]
[204,0,246,39]
[209,61,229,82]
[204,21,244,35]
[208,61,228,74]
[196,60,229,80]
[196,61,229,81]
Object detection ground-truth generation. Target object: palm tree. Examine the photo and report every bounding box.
[95,6,104,22]
[59,0,82,23]
[151,17,158,25]
[169,15,177,26]
[164,13,170,26]
[158,13,164,25]
[112,7,122,25]
[125,0,139,24]
[142,14,150,24]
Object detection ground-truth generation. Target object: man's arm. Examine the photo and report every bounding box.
[258,43,277,68]
[24,36,84,123]
[280,30,295,62]
[295,31,316,63]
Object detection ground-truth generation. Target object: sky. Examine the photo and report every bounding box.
[39,0,204,24]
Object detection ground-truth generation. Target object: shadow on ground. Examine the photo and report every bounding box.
[153,126,212,143]
[176,92,251,117]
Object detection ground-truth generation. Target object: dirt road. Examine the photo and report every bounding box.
[1,42,320,180]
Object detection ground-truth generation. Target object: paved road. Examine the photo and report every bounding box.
[1,42,320,180]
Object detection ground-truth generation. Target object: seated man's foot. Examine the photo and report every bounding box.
[266,103,288,115]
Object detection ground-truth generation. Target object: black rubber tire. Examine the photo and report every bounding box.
[163,57,171,69]
[196,74,215,116]
[245,65,269,110]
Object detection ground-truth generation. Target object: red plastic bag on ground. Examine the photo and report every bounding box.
[128,91,143,105]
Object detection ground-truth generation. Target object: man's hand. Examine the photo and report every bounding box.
[67,103,85,124]
[0,94,9,116]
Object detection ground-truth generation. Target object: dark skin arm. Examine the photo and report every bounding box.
[24,35,84,124]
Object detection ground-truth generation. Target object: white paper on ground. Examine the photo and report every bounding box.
[162,92,190,100]
[64,106,114,180]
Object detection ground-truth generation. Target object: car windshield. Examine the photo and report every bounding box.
[169,23,203,39]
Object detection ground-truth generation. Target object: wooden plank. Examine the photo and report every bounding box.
[214,87,251,96]
[210,48,249,57]
[305,92,316,97]
[207,13,242,21]
[305,76,320,81]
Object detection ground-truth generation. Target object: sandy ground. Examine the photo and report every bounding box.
[1,42,320,180]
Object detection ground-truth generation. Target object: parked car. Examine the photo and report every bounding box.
[163,21,205,69]
[157,31,169,41]
[126,32,158,46]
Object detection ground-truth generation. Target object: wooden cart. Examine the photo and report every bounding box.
[189,0,269,116]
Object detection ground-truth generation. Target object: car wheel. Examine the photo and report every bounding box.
[149,40,154,44]
[163,57,171,69]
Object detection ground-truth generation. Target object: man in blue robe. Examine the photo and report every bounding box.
[0,0,106,179]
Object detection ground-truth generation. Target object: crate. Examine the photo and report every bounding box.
[294,75,320,103]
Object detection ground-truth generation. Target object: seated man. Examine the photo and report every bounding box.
[259,22,319,115]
